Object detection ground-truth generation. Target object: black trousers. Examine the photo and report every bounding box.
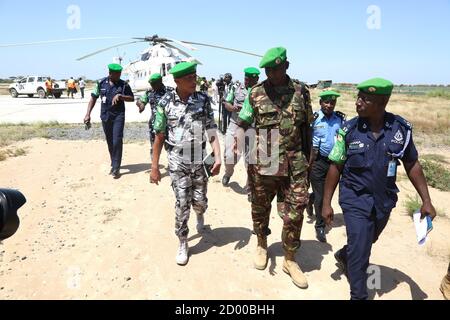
[310,156,331,229]
[221,107,230,134]
[102,114,125,170]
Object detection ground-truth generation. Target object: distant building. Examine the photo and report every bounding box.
[317,80,332,89]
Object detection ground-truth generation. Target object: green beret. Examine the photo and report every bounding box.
[357,77,394,95]
[259,47,287,68]
[149,73,162,83]
[108,63,123,72]
[319,90,341,100]
[169,62,197,79]
[244,67,260,78]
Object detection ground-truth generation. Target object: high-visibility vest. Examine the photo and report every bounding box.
[68,79,76,89]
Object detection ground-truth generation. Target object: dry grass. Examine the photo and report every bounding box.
[0,121,64,148]
[0,147,28,162]
[310,89,450,146]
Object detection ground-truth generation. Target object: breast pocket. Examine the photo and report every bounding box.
[293,104,306,126]
[346,148,367,168]
[258,105,280,128]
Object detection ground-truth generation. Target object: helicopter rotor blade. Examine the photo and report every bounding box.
[180,41,262,57]
[0,37,126,48]
[164,43,202,65]
[76,40,145,61]
[165,38,197,51]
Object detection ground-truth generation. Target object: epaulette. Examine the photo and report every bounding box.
[313,111,319,121]
[335,111,347,121]
[98,77,108,85]
[341,116,359,134]
[394,115,413,130]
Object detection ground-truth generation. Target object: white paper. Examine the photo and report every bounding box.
[413,210,429,246]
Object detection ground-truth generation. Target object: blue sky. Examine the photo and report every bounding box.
[0,0,449,84]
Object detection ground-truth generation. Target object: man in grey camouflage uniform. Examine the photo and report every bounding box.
[150,62,221,266]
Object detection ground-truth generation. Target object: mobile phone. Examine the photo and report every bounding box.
[203,152,215,177]
[426,215,433,234]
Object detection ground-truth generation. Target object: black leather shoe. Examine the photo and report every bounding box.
[109,168,114,175]
[316,228,327,243]
[222,175,230,187]
[112,169,121,179]
[334,249,348,275]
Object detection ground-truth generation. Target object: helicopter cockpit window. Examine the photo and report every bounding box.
[141,52,150,61]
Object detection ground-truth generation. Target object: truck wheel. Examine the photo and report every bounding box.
[53,92,62,99]
[27,94,34,98]
[9,88,18,98]
[37,88,46,99]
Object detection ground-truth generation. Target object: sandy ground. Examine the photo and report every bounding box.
[0,138,449,300]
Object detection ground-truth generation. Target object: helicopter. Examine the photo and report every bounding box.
[1,34,262,92]
[75,35,263,92]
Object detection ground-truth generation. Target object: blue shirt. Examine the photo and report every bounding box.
[92,77,134,122]
[312,110,343,156]
[338,112,418,219]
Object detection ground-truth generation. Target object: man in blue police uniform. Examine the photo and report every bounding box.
[136,73,173,160]
[322,77,437,300]
[308,90,345,243]
[84,63,135,178]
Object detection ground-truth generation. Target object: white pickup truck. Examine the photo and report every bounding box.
[9,76,66,98]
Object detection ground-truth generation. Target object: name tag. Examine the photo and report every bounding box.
[387,160,397,177]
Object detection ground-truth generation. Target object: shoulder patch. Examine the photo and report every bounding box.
[159,91,174,108]
[394,115,413,130]
[313,112,319,120]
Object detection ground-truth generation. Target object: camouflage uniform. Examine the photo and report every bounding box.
[238,76,313,253]
[139,86,173,157]
[153,90,217,239]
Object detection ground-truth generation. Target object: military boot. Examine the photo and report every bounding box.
[282,251,308,289]
[176,238,189,266]
[253,236,268,270]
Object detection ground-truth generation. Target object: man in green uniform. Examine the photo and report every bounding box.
[236,47,313,289]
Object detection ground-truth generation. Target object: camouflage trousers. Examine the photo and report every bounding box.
[247,164,309,253]
[168,152,208,239]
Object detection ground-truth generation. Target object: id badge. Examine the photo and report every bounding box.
[387,160,397,177]
[101,96,107,104]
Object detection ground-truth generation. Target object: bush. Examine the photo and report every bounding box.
[404,194,421,217]
[421,160,450,191]
[427,89,450,99]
